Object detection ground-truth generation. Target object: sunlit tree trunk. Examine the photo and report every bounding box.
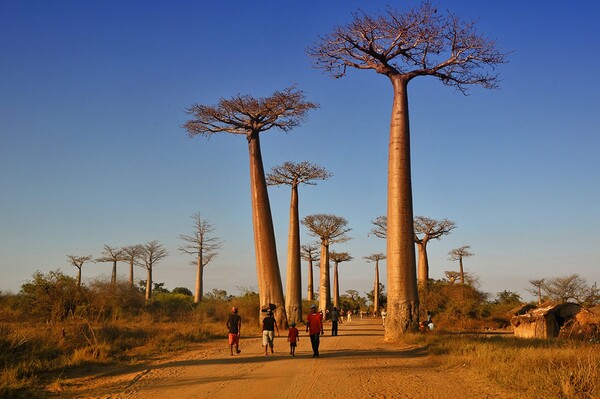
[111,261,117,286]
[145,267,152,300]
[285,185,302,324]
[417,241,429,285]
[333,262,339,308]
[318,239,331,315]
[374,261,380,315]
[459,258,465,284]
[248,132,287,328]
[307,257,314,301]
[195,252,203,303]
[386,75,418,338]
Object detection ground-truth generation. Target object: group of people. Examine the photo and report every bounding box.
[226,304,326,358]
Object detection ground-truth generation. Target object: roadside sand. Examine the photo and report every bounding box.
[54,318,521,399]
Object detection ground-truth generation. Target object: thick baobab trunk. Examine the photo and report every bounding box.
[129,261,134,289]
[459,258,465,284]
[374,261,380,315]
[307,258,314,301]
[248,133,288,328]
[417,242,429,286]
[318,240,331,316]
[111,261,117,285]
[385,75,419,338]
[145,267,152,301]
[333,262,339,308]
[77,268,82,287]
[194,253,203,303]
[285,185,302,324]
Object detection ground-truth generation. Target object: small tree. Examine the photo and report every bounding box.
[414,216,456,285]
[541,274,600,306]
[178,212,222,303]
[364,253,386,315]
[527,279,546,305]
[329,250,353,309]
[267,161,331,324]
[67,255,93,287]
[309,1,506,337]
[95,245,125,286]
[184,87,318,328]
[448,246,474,284]
[301,244,320,301]
[301,214,351,313]
[137,240,168,300]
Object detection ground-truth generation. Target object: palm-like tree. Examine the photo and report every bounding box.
[414,217,456,285]
[121,244,143,289]
[329,251,353,309]
[184,87,318,327]
[301,214,351,314]
[309,2,506,336]
[178,212,222,303]
[137,240,168,300]
[95,245,125,286]
[67,255,93,287]
[448,245,474,284]
[267,161,331,324]
[364,253,386,315]
[301,244,320,302]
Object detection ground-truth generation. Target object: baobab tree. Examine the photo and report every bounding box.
[448,245,474,284]
[414,216,456,285]
[309,2,506,337]
[301,244,320,301]
[527,279,546,305]
[364,253,386,315]
[137,240,168,300]
[329,250,353,309]
[121,244,142,289]
[301,214,351,314]
[267,161,331,324]
[178,212,222,303]
[95,245,125,286]
[67,255,93,287]
[184,87,318,328]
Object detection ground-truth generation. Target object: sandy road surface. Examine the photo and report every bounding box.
[60,318,519,399]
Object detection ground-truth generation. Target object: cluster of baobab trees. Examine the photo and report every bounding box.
[67,212,223,302]
[183,1,506,337]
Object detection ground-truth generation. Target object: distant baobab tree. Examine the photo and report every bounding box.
[267,161,331,324]
[301,244,320,301]
[414,217,456,285]
[184,86,318,328]
[448,245,474,284]
[178,212,222,303]
[329,251,353,309]
[67,255,93,287]
[364,253,386,315]
[309,2,507,337]
[301,214,351,314]
[96,245,125,286]
[371,215,456,285]
[137,240,168,300]
[121,244,143,288]
[527,279,546,305]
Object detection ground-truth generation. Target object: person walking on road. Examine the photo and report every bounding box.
[330,307,340,336]
[287,322,300,356]
[262,311,279,355]
[226,307,242,356]
[306,304,324,357]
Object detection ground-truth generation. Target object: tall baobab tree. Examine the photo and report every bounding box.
[301,244,320,301]
[364,253,386,315]
[414,216,456,285]
[121,244,142,289]
[301,214,351,314]
[267,161,331,324]
[329,251,353,309]
[528,279,546,305]
[95,245,125,286]
[448,245,474,285]
[178,212,222,303]
[67,255,93,287]
[184,87,318,328]
[309,2,506,337]
[137,240,168,300]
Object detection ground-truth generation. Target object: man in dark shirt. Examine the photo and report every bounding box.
[262,311,279,355]
[227,307,242,356]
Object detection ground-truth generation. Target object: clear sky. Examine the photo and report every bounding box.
[1,1,599,302]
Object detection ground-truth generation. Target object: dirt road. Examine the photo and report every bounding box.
[60,318,518,399]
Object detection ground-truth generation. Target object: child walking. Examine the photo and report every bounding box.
[287,322,300,356]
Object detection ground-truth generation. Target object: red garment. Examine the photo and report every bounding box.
[306,311,323,334]
[288,327,299,343]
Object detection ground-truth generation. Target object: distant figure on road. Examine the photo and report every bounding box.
[287,322,300,356]
[346,309,352,322]
[306,304,324,357]
[330,307,340,336]
[262,311,279,355]
[226,307,242,356]
[381,309,387,327]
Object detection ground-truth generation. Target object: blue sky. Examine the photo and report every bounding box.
[1,1,599,302]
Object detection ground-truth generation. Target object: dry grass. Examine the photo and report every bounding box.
[413,333,600,399]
